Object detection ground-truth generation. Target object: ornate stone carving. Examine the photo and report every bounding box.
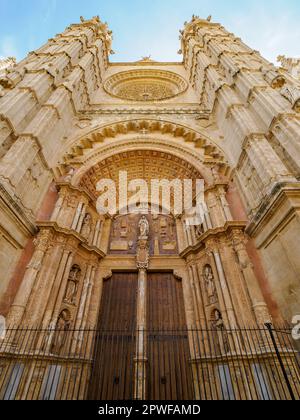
[262,68,286,89]
[64,265,81,305]
[203,265,218,304]
[136,238,150,270]
[81,213,92,240]
[51,310,71,354]
[211,309,230,354]
[136,216,150,270]
[280,84,300,112]
[104,69,188,101]
[138,215,149,238]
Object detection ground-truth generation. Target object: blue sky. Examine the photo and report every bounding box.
[0,0,299,64]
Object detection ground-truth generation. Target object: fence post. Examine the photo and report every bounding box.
[265,323,295,400]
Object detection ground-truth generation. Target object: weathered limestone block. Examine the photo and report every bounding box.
[0,89,39,132]
[271,117,300,176]
[206,65,225,93]
[222,106,264,165]
[244,135,296,195]
[235,159,264,214]
[23,89,74,164]
[208,39,231,59]
[249,87,292,129]
[215,84,242,125]
[79,52,100,93]
[0,136,39,191]
[91,39,106,78]
[45,85,74,123]
[63,68,88,110]
[25,55,71,86]
[18,72,54,103]
[15,156,52,216]
[56,40,84,65]
[219,53,241,84]
[235,71,267,102]
[0,118,15,158]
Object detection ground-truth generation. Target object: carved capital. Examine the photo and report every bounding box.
[101,270,113,281]
[34,229,53,253]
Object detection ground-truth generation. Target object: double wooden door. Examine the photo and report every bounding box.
[88,272,193,400]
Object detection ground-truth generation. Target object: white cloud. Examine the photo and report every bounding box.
[0,35,19,60]
[227,6,300,64]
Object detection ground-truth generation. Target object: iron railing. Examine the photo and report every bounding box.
[0,325,299,400]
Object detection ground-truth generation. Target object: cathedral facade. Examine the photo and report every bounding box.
[0,15,299,400]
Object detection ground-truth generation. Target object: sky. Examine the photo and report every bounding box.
[0,0,299,64]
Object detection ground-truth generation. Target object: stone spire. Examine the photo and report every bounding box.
[278,55,300,80]
[0,16,113,223]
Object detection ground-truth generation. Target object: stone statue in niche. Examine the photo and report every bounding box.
[138,215,149,238]
[51,310,71,355]
[196,223,204,238]
[81,213,92,240]
[64,167,76,182]
[169,220,176,238]
[64,265,81,304]
[204,265,217,304]
[211,309,229,355]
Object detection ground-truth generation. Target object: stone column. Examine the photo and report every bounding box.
[76,203,87,233]
[93,220,102,247]
[218,185,233,222]
[187,266,199,327]
[71,262,98,355]
[42,248,75,328]
[206,190,225,228]
[176,216,187,253]
[134,216,150,400]
[24,237,75,325]
[6,229,53,326]
[134,267,148,400]
[72,202,84,231]
[100,217,112,253]
[185,220,193,246]
[51,193,65,222]
[41,249,75,351]
[191,265,207,327]
[206,240,237,329]
[231,229,271,325]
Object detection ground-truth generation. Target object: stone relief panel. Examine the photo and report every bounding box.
[108,213,178,256]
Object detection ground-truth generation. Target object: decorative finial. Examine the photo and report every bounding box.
[141,55,152,61]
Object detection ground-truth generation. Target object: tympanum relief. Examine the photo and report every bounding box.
[109,213,178,255]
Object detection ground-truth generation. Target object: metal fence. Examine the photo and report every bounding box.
[0,325,299,400]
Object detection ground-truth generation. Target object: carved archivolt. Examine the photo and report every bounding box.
[60,119,230,180]
[103,69,188,101]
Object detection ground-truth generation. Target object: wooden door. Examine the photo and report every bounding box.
[147,273,193,400]
[88,272,138,400]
